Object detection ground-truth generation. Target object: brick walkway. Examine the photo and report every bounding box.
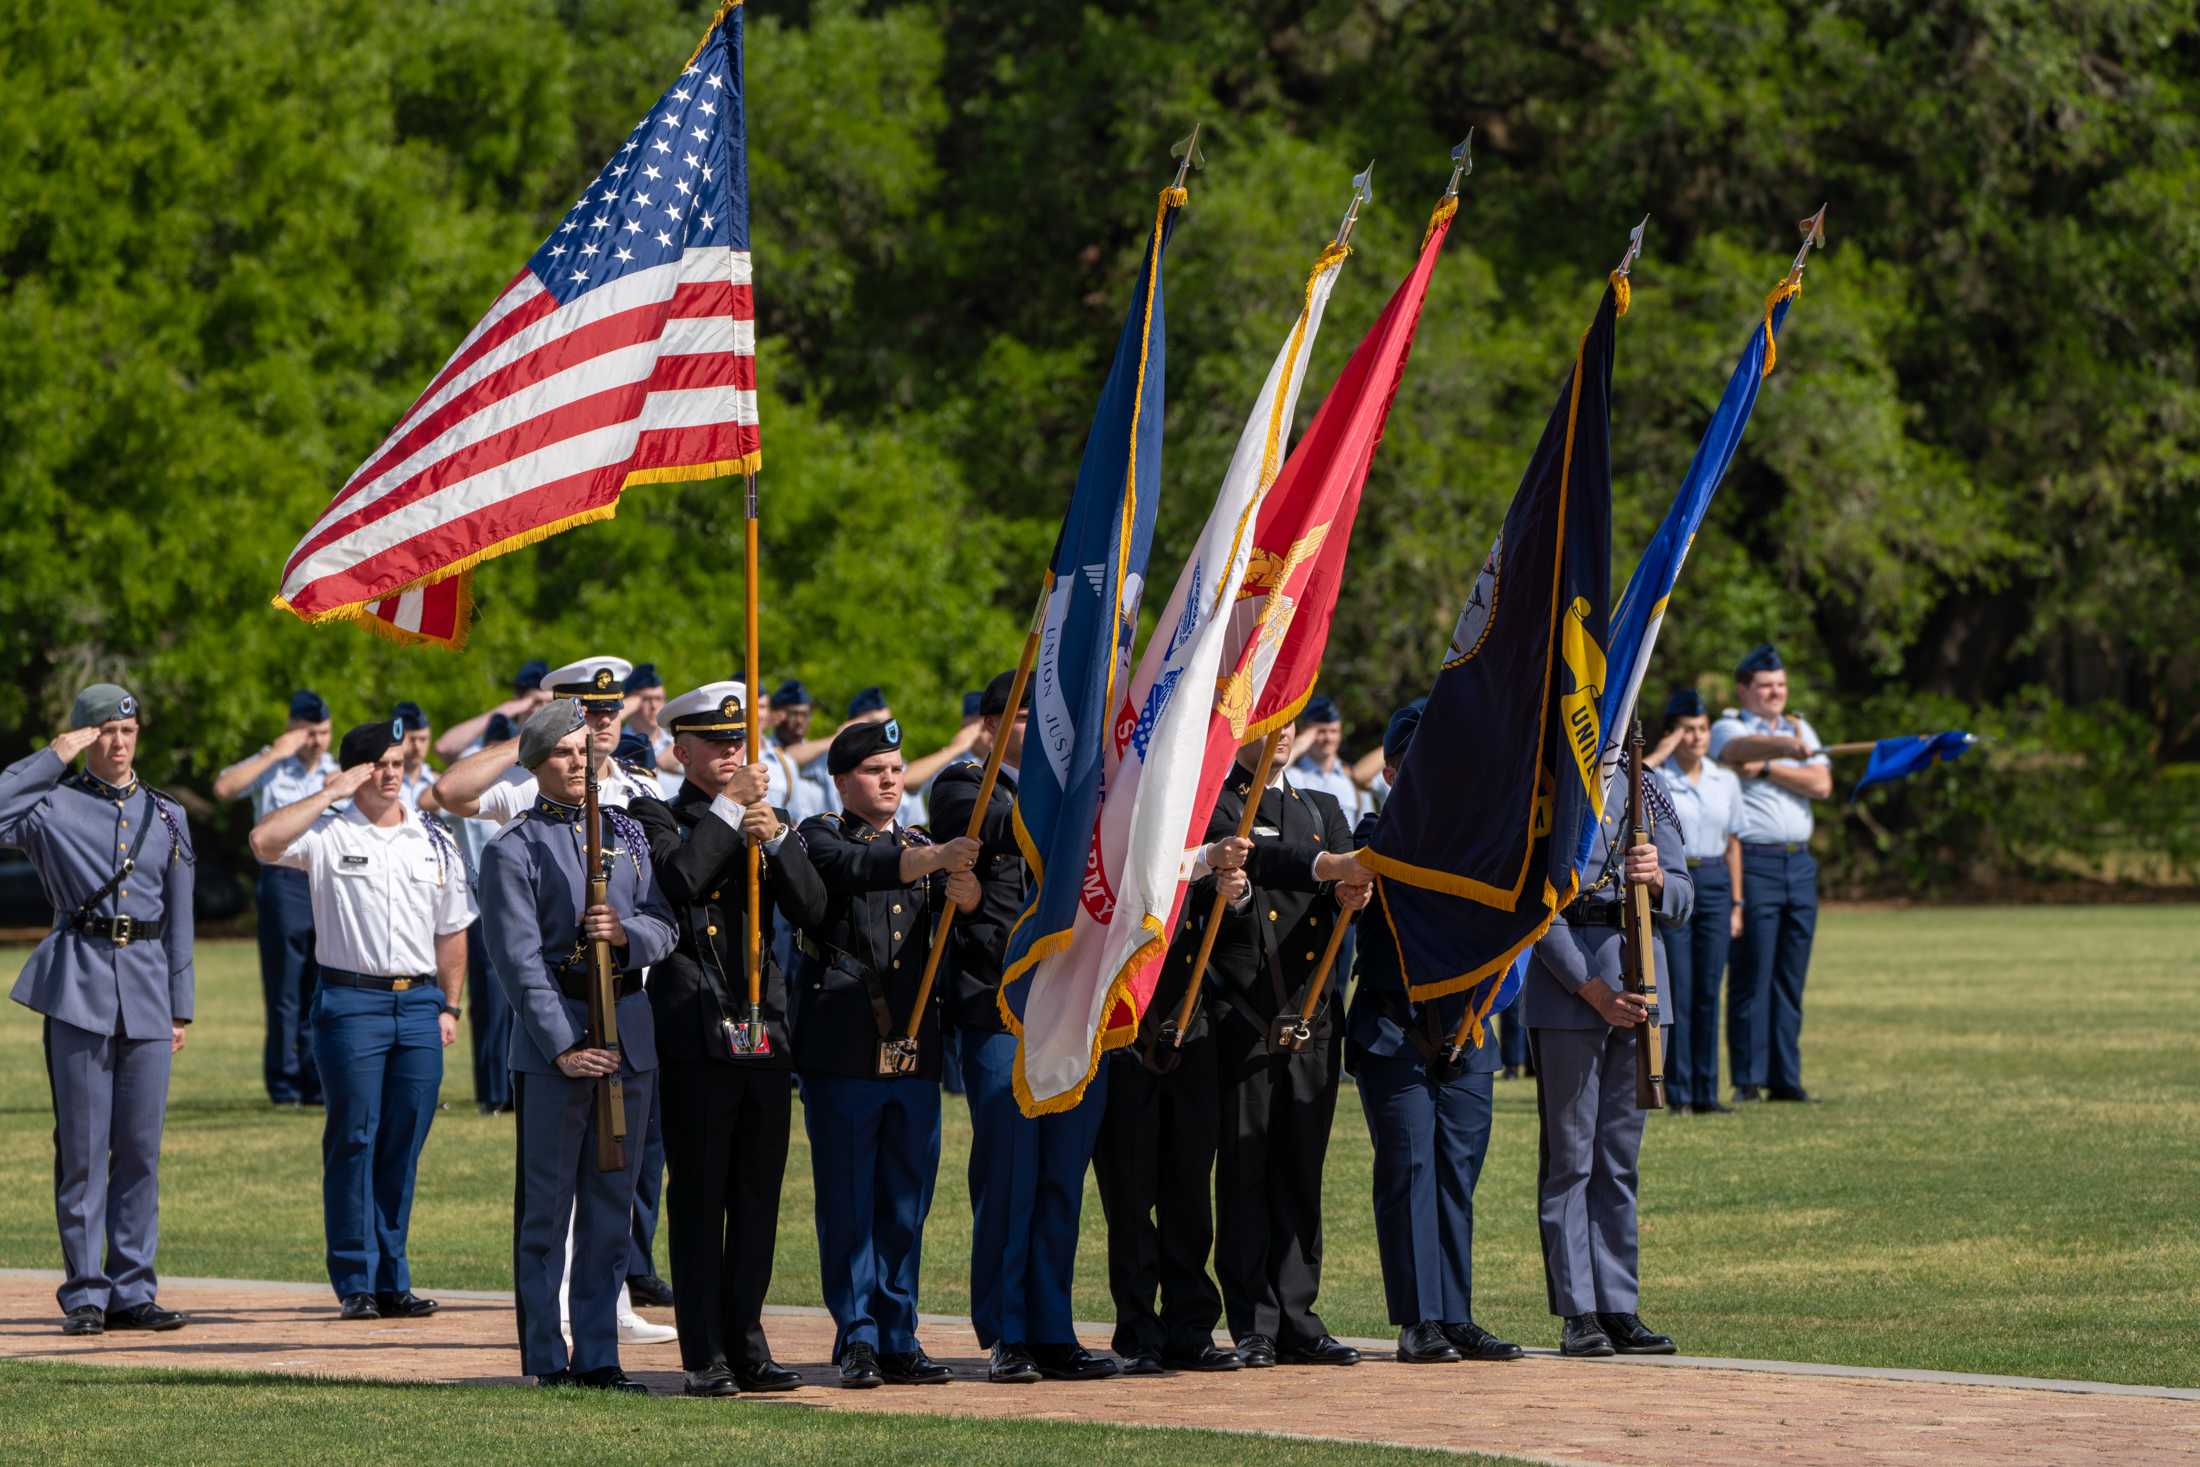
[2,1274,2193,1466]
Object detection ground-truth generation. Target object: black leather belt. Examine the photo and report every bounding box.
[1565,898,1625,929]
[63,915,164,947]
[557,970,644,1003]
[321,967,433,992]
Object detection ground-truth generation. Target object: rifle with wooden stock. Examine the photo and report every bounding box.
[582,755,628,1171]
[1620,719,1666,1111]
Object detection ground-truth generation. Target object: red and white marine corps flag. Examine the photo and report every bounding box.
[272,6,760,646]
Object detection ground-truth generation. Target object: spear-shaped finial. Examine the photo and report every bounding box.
[1170,124,1206,191]
[1788,204,1828,282]
[1334,161,1375,247]
[1615,214,1650,277]
[1443,129,1474,200]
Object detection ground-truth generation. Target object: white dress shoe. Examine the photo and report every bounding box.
[619,1314,678,1345]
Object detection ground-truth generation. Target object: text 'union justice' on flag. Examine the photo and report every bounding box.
[1361,273,1624,1038]
[273,5,760,648]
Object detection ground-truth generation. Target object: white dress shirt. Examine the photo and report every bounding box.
[273,806,477,977]
[1656,759,1745,861]
[1708,709,1829,844]
[477,760,660,826]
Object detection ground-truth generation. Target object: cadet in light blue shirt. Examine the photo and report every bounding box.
[1649,689,1744,1113]
[1706,645,1832,1103]
[215,689,338,1105]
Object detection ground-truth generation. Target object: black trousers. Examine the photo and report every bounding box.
[1093,1043,1222,1359]
[1213,1021,1340,1350]
[658,1062,792,1373]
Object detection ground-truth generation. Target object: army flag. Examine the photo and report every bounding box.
[1004,240,1352,1114]
[1361,279,1623,1029]
[1566,287,1801,879]
[995,186,1186,1077]
[274,6,760,647]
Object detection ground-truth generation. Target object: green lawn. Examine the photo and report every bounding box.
[4,906,2197,1388]
[0,1359,1528,1466]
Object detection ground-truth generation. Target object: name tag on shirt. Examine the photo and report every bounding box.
[1254,825,1281,838]
[340,854,372,870]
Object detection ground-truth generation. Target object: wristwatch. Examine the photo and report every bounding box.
[439,1001,462,1020]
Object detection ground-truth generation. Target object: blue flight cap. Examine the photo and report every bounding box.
[847,686,887,719]
[1735,643,1784,681]
[612,729,654,769]
[1303,694,1341,726]
[515,659,549,691]
[485,712,516,743]
[1663,687,1706,723]
[290,689,330,724]
[392,700,428,732]
[1382,698,1427,764]
[624,662,662,694]
[961,690,983,719]
[770,679,811,710]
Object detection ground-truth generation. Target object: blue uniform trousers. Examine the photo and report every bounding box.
[1498,1009,1530,1072]
[627,1086,663,1281]
[1661,863,1734,1107]
[44,1018,171,1314]
[512,1066,656,1377]
[960,1028,1108,1349]
[256,865,321,1103]
[464,920,513,1109]
[1729,844,1818,1093]
[801,1072,941,1359]
[1356,1053,1492,1327]
[312,982,444,1299]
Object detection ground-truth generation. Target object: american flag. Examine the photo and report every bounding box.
[274,6,758,647]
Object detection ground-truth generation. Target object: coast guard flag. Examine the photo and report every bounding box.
[996,187,1186,1080]
[274,7,760,647]
[1567,287,1801,878]
[1361,279,1622,1031]
[1852,731,1973,800]
[1005,241,1351,1114]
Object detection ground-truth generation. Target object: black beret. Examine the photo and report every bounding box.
[1383,698,1427,764]
[338,718,402,771]
[290,689,330,723]
[827,716,902,776]
[393,700,428,732]
[979,670,1028,719]
[1663,687,1707,723]
[1735,643,1783,681]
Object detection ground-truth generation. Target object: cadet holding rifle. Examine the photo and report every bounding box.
[479,700,676,1393]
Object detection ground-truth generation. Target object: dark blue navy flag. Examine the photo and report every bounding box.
[1852,731,1973,800]
[997,186,1185,1054]
[1361,281,1622,1031]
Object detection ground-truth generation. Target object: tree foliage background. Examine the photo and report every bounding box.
[5,0,2196,894]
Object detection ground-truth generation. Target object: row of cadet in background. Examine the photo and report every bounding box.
[3,641,1827,1393]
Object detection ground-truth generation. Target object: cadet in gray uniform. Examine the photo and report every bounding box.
[479,700,678,1392]
[1525,773,1690,1359]
[3,684,194,1336]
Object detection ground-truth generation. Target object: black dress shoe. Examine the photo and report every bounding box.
[987,1341,1041,1384]
[1694,1099,1734,1115]
[1029,1342,1121,1380]
[880,1347,953,1385]
[683,1365,739,1397]
[1597,1311,1677,1355]
[537,1369,577,1388]
[1439,1320,1524,1362]
[1733,1084,1763,1102]
[107,1301,186,1331]
[1234,1333,1277,1368]
[1278,1334,1360,1366]
[1560,1314,1615,1357]
[1768,1087,1815,1103]
[1396,1321,1460,1364]
[576,1365,648,1393]
[1500,1065,1520,1080]
[839,1342,884,1388]
[1118,1353,1168,1376]
[625,1274,676,1309]
[735,1359,802,1392]
[61,1305,105,1336]
[1160,1344,1241,1372]
[339,1294,381,1321]
[374,1291,438,1318]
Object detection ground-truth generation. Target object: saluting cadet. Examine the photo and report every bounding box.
[1288,696,1365,820]
[1526,757,1690,1359]
[479,700,677,1393]
[1649,688,1745,1114]
[794,718,980,1388]
[1708,644,1831,1104]
[1345,703,1522,1366]
[4,684,194,1336]
[931,670,1117,1384]
[215,688,337,1107]
[1204,722,1371,1368]
[623,664,684,799]
[392,702,436,814]
[1092,834,1251,1375]
[249,718,474,1322]
[628,682,824,1399]
[764,679,832,822]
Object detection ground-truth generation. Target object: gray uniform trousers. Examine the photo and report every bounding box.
[46,1020,172,1312]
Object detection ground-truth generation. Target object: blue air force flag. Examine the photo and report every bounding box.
[1852,731,1973,800]
[998,188,1185,1031]
[1359,281,1622,1026]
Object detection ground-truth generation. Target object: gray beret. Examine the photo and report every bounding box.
[518,698,587,770]
[70,683,140,728]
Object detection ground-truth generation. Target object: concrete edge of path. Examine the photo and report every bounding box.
[7,1268,2193,1405]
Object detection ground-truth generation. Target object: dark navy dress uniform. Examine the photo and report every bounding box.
[480,785,676,1380]
[233,689,337,1105]
[629,743,826,1384]
[2,713,193,1326]
[1204,765,1354,1360]
[793,803,952,1366]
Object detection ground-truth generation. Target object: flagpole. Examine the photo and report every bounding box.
[1165,726,1288,1050]
[1276,909,1357,1051]
[732,471,770,1054]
